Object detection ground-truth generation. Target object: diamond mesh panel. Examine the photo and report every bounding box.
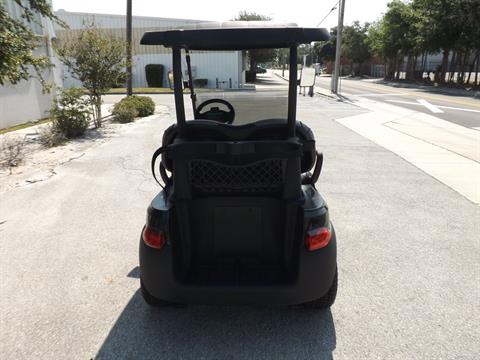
[189,159,284,194]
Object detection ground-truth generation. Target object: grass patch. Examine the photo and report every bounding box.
[105,87,173,94]
[103,88,216,94]
[0,118,52,135]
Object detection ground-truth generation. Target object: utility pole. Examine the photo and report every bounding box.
[126,0,133,96]
[331,0,345,94]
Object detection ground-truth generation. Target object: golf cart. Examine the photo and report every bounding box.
[139,22,337,308]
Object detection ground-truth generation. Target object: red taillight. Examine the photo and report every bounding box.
[305,227,331,251]
[143,227,166,249]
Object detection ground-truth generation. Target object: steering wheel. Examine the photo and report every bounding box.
[195,99,235,124]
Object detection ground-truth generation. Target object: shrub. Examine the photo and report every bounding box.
[112,96,155,121]
[0,136,25,168]
[38,125,66,148]
[50,88,91,139]
[112,101,138,123]
[131,96,155,117]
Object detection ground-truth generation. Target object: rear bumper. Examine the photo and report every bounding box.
[139,228,337,306]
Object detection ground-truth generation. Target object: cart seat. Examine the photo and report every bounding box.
[161,119,316,173]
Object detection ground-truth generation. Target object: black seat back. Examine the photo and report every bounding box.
[161,119,316,174]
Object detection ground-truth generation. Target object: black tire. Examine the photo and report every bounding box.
[297,268,338,309]
[140,279,180,307]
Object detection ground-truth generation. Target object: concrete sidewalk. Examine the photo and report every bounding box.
[338,98,480,204]
[272,69,479,204]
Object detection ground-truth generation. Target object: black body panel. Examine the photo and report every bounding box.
[140,185,337,305]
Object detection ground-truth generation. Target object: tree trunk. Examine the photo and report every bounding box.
[472,50,480,85]
[460,51,469,85]
[458,52,465,84]
[412,54,418,80]
[448,51,456,82]
[92,95,102,128]
[475,54,479,86]
[440,50,449,84]
[466,52,477,85]
[405,54,413,81]
[423,52,429,77]
[395,54,403,80]
[387,57,396,80]
[419,52,426,77]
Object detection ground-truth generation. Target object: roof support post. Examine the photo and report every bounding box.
[185,50,197,114]
[126,0,133,96]
[172,47,186,136]
[287,46,298,136]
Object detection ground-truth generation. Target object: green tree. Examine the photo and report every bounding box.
[56,24,127,127]
[341,21,371,76]
[0,0,64,88]
[414,0,480,84]
[233,11,277,71]
[367,1,420,80]
[312,27,336,65]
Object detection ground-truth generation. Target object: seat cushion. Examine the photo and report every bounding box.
[161,119,316,173]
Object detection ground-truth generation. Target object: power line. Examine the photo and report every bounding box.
[316,0,339,27]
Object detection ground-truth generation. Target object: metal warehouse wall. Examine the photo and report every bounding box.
[55,11,244,89]
[1,0,63,128]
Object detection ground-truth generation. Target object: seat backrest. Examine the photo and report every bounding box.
[161,119,316,174]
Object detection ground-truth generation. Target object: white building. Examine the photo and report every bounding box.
[0,0,62,129]
[55,10,246,90]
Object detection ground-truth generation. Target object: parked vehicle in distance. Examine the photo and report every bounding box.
[139,22,337,308]
[254,65,267,74]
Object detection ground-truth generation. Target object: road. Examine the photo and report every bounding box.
[1,85,479,359]
[315,76,480,130]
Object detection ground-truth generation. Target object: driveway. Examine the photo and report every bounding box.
[0,91,479,359]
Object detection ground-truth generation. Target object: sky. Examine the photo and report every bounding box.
[51,0,389,30]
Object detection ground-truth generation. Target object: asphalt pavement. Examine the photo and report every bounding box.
[315,76,480,130]
[0,83,479,359]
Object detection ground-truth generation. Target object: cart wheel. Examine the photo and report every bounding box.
[140,280,183,307]
[295,268,337,309]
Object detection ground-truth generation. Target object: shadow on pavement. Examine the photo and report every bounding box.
[96,290,336,359]
[255,74,286,87]
[126,266,140,279]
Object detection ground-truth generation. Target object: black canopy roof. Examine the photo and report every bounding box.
[140,21,330,50]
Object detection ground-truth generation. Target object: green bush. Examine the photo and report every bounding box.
[112,96,155,121]
[50,88,91,138]
[132,96,155,117]
[112,101,138,123]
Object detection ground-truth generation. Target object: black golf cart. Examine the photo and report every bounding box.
[139,22,337,308]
